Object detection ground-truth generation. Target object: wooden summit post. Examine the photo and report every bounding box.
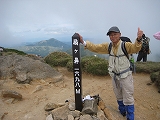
[72,33,83,111]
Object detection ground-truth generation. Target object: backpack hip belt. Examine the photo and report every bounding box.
[112,67,130,76]
[112,67,130,88]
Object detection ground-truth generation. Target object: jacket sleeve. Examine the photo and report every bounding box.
[84,41,109,54]
[125,39,142,54]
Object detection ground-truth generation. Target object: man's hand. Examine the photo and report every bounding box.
[77,33,84,44]
[137,27,143,40]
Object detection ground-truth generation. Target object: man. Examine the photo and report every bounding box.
[137,34,150,62]
[78,26,143,120]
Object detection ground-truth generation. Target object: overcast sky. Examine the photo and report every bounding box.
[0,0,160,61]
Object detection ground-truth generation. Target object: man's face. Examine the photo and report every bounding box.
[109,32,121,44]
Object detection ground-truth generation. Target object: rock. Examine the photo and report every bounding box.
[44,103,58,111]
[79,114,93,120]
[46,114,53,120]
[103,107,112,120]
[32,85,43,93]
[75,117,80,120]
[67,114,74,120]
[67,99,75,111]
[97,108,108,120]
[92,115,100,120]
[51,104,70,120]
[16,73,32,84]
[69,110,81,118]
[57,103,65,107]
[82,99,98,115]
[4,98,15,104]
[43,95,112,120]
[69,101,75,111]
[0,55,62,82]
[98,99,106,110]
[1,90,22,100]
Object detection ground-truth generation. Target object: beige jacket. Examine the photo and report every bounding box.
[85,39,142,78]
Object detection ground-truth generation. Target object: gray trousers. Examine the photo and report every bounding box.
[112,74,134,105]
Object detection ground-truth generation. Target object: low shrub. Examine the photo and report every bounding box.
[150,71,159,83]
[45,51,160,78]
[44,52,72,67]
[135,61,160,74]
[66,60,73,72]
[150,71,160,92]
[81,56,108,76]
[66,56,109,76]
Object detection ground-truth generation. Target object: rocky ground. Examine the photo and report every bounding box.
[0,67,160,120]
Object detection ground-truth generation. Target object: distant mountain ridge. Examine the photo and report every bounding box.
[27,38,71,47]
[10,38,108,59]
[11,38,71,57]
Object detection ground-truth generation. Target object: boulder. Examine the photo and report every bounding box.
[0,55,62,83]
[2,90,22,100]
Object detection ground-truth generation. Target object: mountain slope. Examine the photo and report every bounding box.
[28,38,70,48]
[12,38,71,57]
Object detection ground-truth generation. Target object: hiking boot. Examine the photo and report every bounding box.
[117,101,126,117]
[126,105,134,120]
[121,112,126,117]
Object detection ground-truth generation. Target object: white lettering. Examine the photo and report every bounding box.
[73,39,78,46]
[76,89,80,94]
[74,57,79,64]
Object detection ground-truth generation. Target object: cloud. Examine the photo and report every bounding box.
[0,21,20,47]
[0,0,160,61]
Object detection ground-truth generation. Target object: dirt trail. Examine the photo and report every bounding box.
[0,67,160,120]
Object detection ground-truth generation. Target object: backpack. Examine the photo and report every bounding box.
[120,36,132,43]
[140,37,150,54]
[108,37,135,72]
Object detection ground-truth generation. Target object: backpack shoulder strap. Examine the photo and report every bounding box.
[108,42,112,54]
[121,41,129,59]
[108,41,129,59]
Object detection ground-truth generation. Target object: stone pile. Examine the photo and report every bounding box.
[44,96,113,120]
